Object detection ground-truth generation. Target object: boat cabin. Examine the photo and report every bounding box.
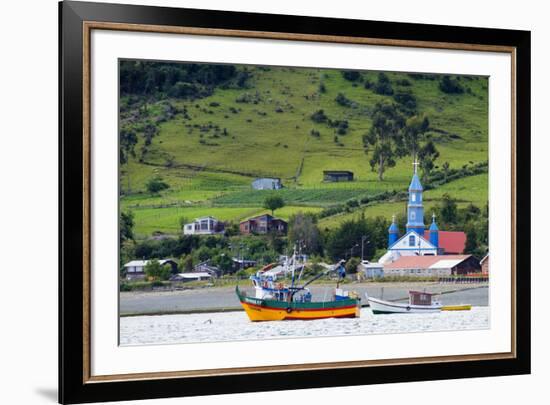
[409,291,436,306]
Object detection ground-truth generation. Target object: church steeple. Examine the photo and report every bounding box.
[428,212,439,247]
[406,159,425,236]
[388,214,399,247]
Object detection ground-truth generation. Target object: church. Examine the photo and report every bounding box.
[378,162,466,265]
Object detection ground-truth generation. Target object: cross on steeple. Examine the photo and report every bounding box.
[412,159,420,174]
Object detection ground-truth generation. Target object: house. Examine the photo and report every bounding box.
[232,258,257,270]
[358,261,384,279]
[323,170,354,182]
[169,272,212,282]
[183,216,224,235]
[194,261,222,277]
[383,255,481,277]
[480,254,489,275]
[239,214,288,235]
[251,177,282,190]
[124,259,178,280]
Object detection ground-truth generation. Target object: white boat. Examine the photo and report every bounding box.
[366,290,442,314]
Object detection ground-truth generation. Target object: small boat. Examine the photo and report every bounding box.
[366,290,442,314]
[441,304,472,311]
[237,254,361,322]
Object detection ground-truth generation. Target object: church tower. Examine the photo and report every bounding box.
[388,214,399,247]
[428,213,439,248]
[406,161,425,236]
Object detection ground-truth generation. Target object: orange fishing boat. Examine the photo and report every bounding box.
[236,256,361,322]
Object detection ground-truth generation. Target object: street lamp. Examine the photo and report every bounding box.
[361,236,370,262]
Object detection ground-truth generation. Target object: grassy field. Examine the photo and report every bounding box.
[120,64,488,238]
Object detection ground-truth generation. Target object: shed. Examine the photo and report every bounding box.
[251,178,282,190]
[323,170,354,182]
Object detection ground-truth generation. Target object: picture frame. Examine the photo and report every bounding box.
[59,0,531,403]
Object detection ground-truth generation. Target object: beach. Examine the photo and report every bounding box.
[120,305,489,346]
[120,282,489,316]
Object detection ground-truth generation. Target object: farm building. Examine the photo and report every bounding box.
[183,216,225,235]
[251,177,282,190]
[383,255,481,277]
[123,259,178,280]
[240,214,288,235]
[323,170,354,182]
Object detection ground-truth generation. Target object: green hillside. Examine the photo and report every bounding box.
[119,62,488,238]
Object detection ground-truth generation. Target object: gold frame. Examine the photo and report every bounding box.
[82,21,517,384]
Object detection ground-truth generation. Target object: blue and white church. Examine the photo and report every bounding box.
[379,162,441,264]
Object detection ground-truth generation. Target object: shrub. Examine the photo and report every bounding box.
[439,75,464,94]
[341,70,361,82]
[373,72,394,95]
[335,92,353,107]
[146,176,170,194]
[310,109,328,123]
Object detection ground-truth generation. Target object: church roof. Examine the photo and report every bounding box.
[389,230,436,250]
[388,221,399,233]
[408,173,423,191]
[438,231,467,254]
[429,220,439,231]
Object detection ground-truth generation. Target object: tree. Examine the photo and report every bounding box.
[418,140,440,182]
[345,257,361,274]
[263,195,285,215]
[146,176,170,194]
[363,102,405,181]
[402,114,430,160]
[144,260,171,281]
[325,217,375,261]
[179,255,194,272]
[288,212,321,254]
[442,161,450,182]
[120,211,134,245]
[211,253,233,275]
[438,193,458,225]
[119,128,137,193]
[439,75,464,94]
[373,72,394,95]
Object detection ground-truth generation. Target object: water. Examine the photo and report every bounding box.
[120,306,489,346]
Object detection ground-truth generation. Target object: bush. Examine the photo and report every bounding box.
[373,72,394,95]
[335,93,353,107]
[144,260,172,281]
[310,109,328,123]
[146,176,170,194]
[439,75,464,94]
[341,70,361,81]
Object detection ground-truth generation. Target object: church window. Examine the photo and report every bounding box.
[410,211,416,220]
[411,193,416,202]
[409,235,415,246]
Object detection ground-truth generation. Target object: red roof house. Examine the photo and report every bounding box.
[383,254,480,276]
[437,231,467,254]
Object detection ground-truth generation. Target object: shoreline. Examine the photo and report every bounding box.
[120,282,489,317]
